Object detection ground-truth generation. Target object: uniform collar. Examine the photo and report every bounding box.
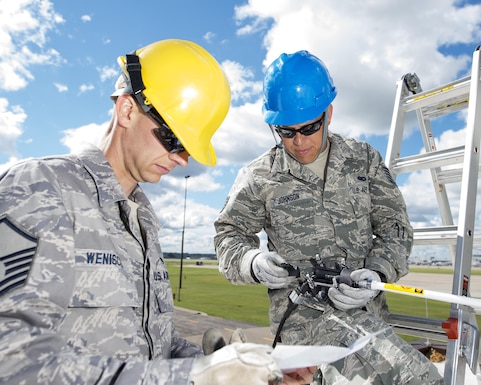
[76,146,129,207]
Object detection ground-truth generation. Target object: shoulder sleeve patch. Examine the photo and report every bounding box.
[383,165,397,186]
[0,216,37,297]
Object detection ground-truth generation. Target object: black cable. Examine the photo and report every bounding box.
[272,299,298,348]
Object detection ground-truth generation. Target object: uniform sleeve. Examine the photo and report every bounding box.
[0,161,194,385]
[364,147,413,282]
[170,330,203,358]
[214,167,266,285]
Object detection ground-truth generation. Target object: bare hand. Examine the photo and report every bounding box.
[280,366,317,385]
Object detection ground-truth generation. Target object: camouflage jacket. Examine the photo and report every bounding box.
[0,146,200,385]
[214,133,413,313]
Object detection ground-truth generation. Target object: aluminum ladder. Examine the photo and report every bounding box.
[385,45,481,384]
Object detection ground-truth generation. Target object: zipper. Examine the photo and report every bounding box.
[142,256,154,359]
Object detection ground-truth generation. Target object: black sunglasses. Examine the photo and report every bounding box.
[146,107,186,154]
[273,113,325,139]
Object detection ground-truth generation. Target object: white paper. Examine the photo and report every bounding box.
[271,333,373,372]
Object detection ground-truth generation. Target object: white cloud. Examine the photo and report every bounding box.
[79,83,95,93]
[148,188,221,253]
[214,100,273,166]
[221,60,262,104]
[0,98,26,156]
[54,82,68,92]
[0,155,23,175]
[61,121,108,154]
[203,32,216,43]
[97,65,118,82]
[81,14,92,22]
[0,0,64,91]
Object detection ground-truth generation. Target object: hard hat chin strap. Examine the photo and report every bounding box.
[125,52,152,114]
[268,124,283,148]
[320,109,329,152]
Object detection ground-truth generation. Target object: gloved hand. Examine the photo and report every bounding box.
[201,328,315,385]
[202,327,247,355]
[191,342,283,385]
[328,268,381,311]
[251,251,293,289]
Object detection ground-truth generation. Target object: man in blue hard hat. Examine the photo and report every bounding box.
[214,51,443,384]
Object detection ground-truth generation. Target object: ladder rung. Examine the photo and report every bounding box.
[387,313,447,342]
[437,166,481,184]
[436,168,463,184]
[391,146,465,174]
[421,98,469,119]
[414,226,481,247]
[402,76,471,114]
[414,226,458,245]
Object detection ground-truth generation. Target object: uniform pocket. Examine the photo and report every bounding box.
[69,250,139,308]
[268,189,316,237]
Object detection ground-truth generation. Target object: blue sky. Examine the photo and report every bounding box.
[1,0,481,261]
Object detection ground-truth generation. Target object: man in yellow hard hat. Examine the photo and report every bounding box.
[0,39,313,385]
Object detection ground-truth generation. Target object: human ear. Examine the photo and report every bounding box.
[116,94,134,124]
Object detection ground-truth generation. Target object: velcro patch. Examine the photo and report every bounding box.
[0,217,37,296]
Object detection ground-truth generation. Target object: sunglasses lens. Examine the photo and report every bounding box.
[146,107,186,153]
[301,123,319,135]
[152,127,185,153]
[277,128,296,138]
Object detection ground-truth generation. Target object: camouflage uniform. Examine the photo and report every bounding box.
[214,133,444,384]
[0,146,201,385]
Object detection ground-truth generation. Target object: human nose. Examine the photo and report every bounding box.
[292,131,305,145]
[169,151,189,167]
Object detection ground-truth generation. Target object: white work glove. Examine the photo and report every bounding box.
[328,268,381,311]
[251,251,293,289]
[191,342,283,385]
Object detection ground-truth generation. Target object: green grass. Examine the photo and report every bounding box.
[168,260,271,325]
[166,260,481,338]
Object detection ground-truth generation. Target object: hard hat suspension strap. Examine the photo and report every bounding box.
[125,52,151,113]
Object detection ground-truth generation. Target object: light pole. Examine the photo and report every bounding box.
[177,175,190,302]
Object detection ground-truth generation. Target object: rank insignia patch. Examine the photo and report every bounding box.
[0,217,37,296]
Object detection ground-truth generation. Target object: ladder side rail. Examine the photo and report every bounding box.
[385,76,410,173]
[416,113,455,227]
[415,112,456,259]
[444,45,481,385]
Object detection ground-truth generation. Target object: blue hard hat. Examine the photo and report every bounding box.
[262,50,337,125]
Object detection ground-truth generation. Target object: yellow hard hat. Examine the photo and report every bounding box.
[113,39,231,166]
